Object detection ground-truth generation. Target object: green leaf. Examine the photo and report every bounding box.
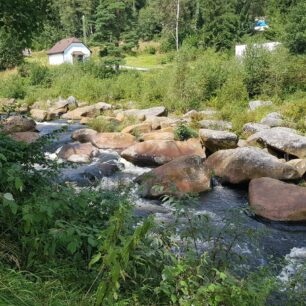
[67,240,78,254]
[89,253,101,267]
[3,193,14,201]
[14,176,23,191]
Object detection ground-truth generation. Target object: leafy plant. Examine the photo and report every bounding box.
[174,123,198,141]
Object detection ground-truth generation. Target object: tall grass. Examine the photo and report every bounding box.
[0,47,305,132]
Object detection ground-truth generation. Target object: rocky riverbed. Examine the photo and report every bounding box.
[1,96,306,286]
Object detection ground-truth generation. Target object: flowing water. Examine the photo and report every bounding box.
[37,120,306,285]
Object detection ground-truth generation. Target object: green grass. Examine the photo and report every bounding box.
[124,53,169,69]
[25,49,169,69]
[25,51,48,66]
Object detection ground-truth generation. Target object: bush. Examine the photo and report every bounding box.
[0,31,24,70]
[19,63,51,86]
[144,46,157,55]
[0,76,26,99]
[285,2,306,54]
[174,123,198,141]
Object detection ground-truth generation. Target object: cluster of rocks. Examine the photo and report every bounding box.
[0,115,39,143]
[2,97,306,222]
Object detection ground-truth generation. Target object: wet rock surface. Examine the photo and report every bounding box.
[136,155,211,198]
[249,177,306,221]
[121,139,205,166]
[206,147,300,184]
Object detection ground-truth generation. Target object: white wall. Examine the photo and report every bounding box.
[63,43,91,64]
[235,42,281,58]
[48,53,64,65]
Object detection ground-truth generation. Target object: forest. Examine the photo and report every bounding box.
[0,1,306,305]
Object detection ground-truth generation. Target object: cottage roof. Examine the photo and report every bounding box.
[47,37,82,55]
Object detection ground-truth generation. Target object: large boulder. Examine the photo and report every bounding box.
[90,132,136,150]
[121,139,205,166]
[286,159,306,177]
[199,129,238,153]
[30,109,48,122]
[121,123,152,135]
[242,123,270,137]
[60,152,122,185]
[62,102,112,120]
[47,97,78,117]
[247,127,306,158]
[9,132,40,144]
[199,120,232,131]
[57,142,97,163]
[1,116,36,133]
[248,100,272,111]
[249,177,306,221]
[144,116,181,130]
[141,131,175,141]
[206,147,300,184]
[116,106,167,121]
[136,155,211,198]
[71,128,97,143]
[260,112,284,127]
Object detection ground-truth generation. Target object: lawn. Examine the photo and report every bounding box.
[124,53,169,69]
[24,49,169,70]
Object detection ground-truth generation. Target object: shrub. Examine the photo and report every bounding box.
[174,123,198,141]
[144,46,157,55]
[0,76,26,99]
[285,2,306,54]
[0,31,23,70]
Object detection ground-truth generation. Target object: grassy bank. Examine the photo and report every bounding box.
[0,46,305,134]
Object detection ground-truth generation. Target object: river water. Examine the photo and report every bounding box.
[36,120,306,288]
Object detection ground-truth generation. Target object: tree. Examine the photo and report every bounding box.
[285,1,306,54]
[200,0,239,51]
[0,0,47,69]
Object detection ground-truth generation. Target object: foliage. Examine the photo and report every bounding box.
[0,30,24,70]
[0,75,26,99]
[174,123,198,141]
[20,63,51,86]
[285,2,306,54]
[0,0,47,69]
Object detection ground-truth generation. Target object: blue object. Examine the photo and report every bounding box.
[256,20,268,27]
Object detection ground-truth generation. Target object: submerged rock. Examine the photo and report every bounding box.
[247,127,306,158]
[121,139,205,166]
[199,129,238,153]
[249,177,306,221]
[60,152,122,185]
[57,142,97,163]
[206,147,300,184]
[71,128,97,143]
[136,155,211,198]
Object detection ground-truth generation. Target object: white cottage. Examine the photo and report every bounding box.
[47,37,91,65]
[235,42,281,58]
